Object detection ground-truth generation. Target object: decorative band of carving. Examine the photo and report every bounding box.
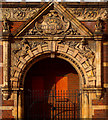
[1,8,39,21]
[67,8,107,21]
[1,8,107,21]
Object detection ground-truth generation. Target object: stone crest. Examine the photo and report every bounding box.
[36,10,70,35]
[27,10,80,36]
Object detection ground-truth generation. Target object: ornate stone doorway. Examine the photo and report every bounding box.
[2,2,106,119]
[24,57,80,119]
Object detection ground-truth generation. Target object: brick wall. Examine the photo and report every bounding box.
[103,43,108,85]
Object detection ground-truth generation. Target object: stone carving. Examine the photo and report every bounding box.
[2,91,11,100]
[95,17,105,33]
[27,10,80,36]
[13,40,47,56]
[1,8,39,21]
[10,39,97,89]
[68,8,107,21]
[62,40,95,68]
[1,8,11,20]
[1,8,107,21]
[11,40,47,78]
[30,41,47,49]
[13,39,31,57]
[2,18,10,34]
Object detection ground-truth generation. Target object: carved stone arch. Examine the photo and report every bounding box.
[10,41,96,89]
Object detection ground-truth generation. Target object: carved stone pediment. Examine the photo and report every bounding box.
[26,10,80,36]
[14,2,93,37]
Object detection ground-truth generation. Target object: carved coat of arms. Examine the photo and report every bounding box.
[27,10,80,36]
[36,10,70,35]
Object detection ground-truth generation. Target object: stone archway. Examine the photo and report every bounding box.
[8,39,96,119]
[11,40,96,89]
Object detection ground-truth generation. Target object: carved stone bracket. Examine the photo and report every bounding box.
[95,17,105,34]
[2,18,11,36]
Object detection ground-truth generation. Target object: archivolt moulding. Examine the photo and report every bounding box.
[10,39,96,90]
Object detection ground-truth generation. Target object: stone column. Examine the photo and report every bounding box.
[2,19,11,100]
[82,90,89,118]
[18,90,24,119]
[95,36,102,87]
[94,18,104,88]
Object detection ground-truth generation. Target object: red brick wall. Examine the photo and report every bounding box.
[2,110,14,119]
[92,109,108,119]
[2,100,14,106]
[103,43,108,84]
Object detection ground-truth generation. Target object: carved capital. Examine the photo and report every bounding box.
[95,17,105,34]
[2,18,11,36]
[2,87,11,100]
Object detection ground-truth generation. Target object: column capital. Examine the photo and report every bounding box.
[94,17,105,35]
[2,18,11,41]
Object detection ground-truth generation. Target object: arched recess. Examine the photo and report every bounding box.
[24,57,80,119]
[10,40,96,119]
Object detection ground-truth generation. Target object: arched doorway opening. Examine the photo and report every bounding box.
[24,57,80,119]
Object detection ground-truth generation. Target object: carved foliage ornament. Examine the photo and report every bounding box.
[68,8,107,21]
[95,17,105,33]
[1,8,39,21]
[27,10,80,36]
[1,8,107,21]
